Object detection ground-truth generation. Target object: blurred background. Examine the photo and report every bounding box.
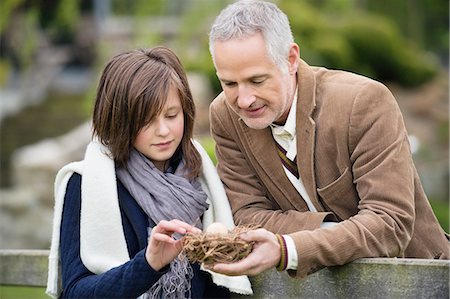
[0,0,448,253]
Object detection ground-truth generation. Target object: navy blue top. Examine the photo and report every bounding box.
[60,173,229,298]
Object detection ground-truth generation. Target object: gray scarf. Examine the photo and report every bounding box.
[116,149,209,299]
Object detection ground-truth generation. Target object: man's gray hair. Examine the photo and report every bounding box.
[209,0,294,74]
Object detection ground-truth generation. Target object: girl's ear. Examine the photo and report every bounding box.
[287,43,300,75]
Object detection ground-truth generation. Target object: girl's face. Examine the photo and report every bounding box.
[133,87,185,171]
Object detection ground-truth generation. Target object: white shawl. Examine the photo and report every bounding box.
[46,140,253,298]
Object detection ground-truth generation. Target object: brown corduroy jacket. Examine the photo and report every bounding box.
[209,59,449,278]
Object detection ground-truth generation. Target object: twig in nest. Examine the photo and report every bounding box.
[183,224,259,265]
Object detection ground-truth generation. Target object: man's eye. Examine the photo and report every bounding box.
[252,80,264,85]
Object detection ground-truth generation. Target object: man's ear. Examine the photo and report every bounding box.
[287,43,300,75]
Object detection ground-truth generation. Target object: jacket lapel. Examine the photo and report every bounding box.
[237,108,309,212]
[241,122,286,184]
[296,59,324,211]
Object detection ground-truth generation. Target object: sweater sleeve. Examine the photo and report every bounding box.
[60,173,167,298]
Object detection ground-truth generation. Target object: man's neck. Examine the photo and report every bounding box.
[274,74,298,126]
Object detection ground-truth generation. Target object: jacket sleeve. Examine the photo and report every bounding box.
[60,173,167,298]
[288,81,415,278]
[210,97,328,234]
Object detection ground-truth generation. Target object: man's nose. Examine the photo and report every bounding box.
[237,85,256,109]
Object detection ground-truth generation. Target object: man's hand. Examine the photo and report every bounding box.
[210,228,281,276]
[146,219,201,271]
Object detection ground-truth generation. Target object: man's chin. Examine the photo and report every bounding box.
[242,117,271,130]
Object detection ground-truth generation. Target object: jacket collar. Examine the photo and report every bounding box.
[231,59,321,211]
[295,59,322,210]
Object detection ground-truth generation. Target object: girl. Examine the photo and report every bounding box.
[46,47,252,298]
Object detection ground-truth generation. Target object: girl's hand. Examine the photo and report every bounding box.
[145,219,201,271]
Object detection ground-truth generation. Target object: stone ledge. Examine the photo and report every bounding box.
[0,249,49,287]
[1,249,448,299]
[243,257,449,299]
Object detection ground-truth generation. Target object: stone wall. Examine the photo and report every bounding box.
[0,123,90,249]
[1,250,448,299]
[243,258,449,299]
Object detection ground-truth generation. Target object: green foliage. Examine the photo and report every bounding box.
[198,135,217,165]
[298,0,449,63]
[280,0,439,86]
[0,286,47,299]
[0,0,24,34]
[20,9,39,68]
[111,0,166,16]
[308,33,355,71]
[430,198,450,233]
[173,0,231,96]
[339,15,438,86]
[49,0,80,43]
[5,8,40,69]
[114,0,445,89]
[436,120,449,146]
[0,91,89,185]
[366,0,449,62]
[181,45,222,97]
[0,59,11,86]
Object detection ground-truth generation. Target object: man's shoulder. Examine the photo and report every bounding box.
[312,66,391,110]
[210,92,237,122]
[209,92,241,135]
[210,92,228,112]
[313,66,380,89]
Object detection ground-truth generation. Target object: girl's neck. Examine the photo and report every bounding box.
[153,160,168,172]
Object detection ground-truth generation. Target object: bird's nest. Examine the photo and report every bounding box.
[183,225,257,265]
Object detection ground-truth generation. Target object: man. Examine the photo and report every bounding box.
[207,0,449,278]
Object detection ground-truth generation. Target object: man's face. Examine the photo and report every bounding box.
[213,33,298,129]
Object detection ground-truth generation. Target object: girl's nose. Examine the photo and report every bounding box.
[155,120,170,136]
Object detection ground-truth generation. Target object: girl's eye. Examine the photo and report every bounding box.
[167,112,178,119]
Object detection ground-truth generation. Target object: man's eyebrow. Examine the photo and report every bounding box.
[218,77,233,83]
[249,74,269,80]
[218,74,269,83]
[216,74,234,83]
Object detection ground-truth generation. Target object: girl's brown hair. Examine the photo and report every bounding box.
[92,47,201,178]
